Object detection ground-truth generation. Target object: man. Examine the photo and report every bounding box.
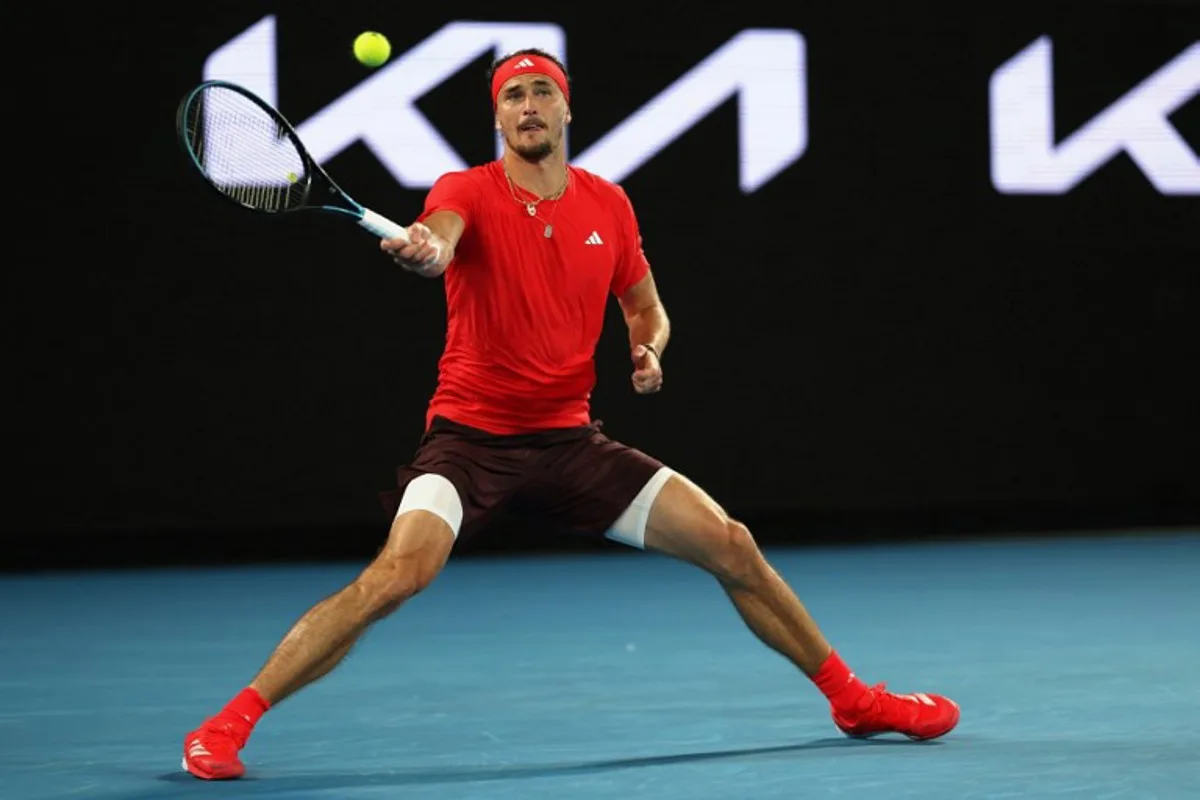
[182,48,959,781]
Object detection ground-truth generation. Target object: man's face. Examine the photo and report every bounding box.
[495,74,570,162]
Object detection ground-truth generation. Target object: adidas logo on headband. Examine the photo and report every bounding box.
[513,58,536,69]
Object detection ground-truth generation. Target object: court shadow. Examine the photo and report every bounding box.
[148,737,937,796]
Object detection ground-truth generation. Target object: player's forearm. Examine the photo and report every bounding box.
[626,304,670,356]
[419,211,465,278]
[417,234,453,278]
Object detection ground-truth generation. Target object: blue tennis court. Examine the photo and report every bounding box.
[3,531,1196,799]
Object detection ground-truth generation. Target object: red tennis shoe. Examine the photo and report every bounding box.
[832,682,960,741]
[182,716,249,780]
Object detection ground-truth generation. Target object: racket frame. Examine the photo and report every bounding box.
[175,79,409,241]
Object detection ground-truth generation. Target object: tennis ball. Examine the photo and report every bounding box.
[353,32,391,68]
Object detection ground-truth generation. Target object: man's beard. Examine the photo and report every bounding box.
[511,136,554,163]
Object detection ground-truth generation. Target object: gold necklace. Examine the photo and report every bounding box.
[504,169,569,238]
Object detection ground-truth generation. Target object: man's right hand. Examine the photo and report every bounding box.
[381,222,448,277]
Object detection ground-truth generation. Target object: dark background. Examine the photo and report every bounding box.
[11,1,1198,570]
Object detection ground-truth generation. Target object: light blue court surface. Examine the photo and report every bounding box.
[2,532,1197,799]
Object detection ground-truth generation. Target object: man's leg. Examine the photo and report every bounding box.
[248,508,454,705]
[639,471,960,741]
[183,488,458,780]
[639,472,831,673]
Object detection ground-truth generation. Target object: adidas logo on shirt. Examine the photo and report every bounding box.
[513,58,536,69]
[585,231,604,245]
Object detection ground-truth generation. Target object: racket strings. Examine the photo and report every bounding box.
[185,87,309,212]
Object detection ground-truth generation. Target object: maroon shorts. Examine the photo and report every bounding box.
[379,416,665,542]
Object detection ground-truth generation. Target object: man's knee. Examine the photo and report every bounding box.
[701,516,765,586]
[356,510,454,620]
[356,562,434,621]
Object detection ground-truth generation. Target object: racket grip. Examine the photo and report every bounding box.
[358,208,409,242]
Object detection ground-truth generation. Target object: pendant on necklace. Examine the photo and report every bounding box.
[526,203,537,216]
[544,224,553,238]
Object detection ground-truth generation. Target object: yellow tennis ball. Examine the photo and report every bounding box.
[353,32,391,68]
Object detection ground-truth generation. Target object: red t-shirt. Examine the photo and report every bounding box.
[416,160,651,434]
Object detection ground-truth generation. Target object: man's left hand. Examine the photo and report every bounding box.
[631,345,663,395]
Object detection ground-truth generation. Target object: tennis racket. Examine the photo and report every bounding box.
[176,79,409,242]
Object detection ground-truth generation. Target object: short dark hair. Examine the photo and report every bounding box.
[487,48,571,95]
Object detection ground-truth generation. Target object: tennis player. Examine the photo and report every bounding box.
[183,49,959,780]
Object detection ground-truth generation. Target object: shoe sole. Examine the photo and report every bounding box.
[837,703,960,742]
[182,756,245,780]
[841,728,953,741]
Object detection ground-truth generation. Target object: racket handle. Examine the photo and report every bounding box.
[358,208,409,242]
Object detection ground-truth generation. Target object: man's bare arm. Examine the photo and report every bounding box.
[619,271,670,357]
[380,210,465,278]
[619,272,669,394]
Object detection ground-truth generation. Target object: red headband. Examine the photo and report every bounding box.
[491,54,570,106]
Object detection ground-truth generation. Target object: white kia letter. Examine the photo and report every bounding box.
[573,30,807,193]
[204,17,565,187]
[989,36,1200,195]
